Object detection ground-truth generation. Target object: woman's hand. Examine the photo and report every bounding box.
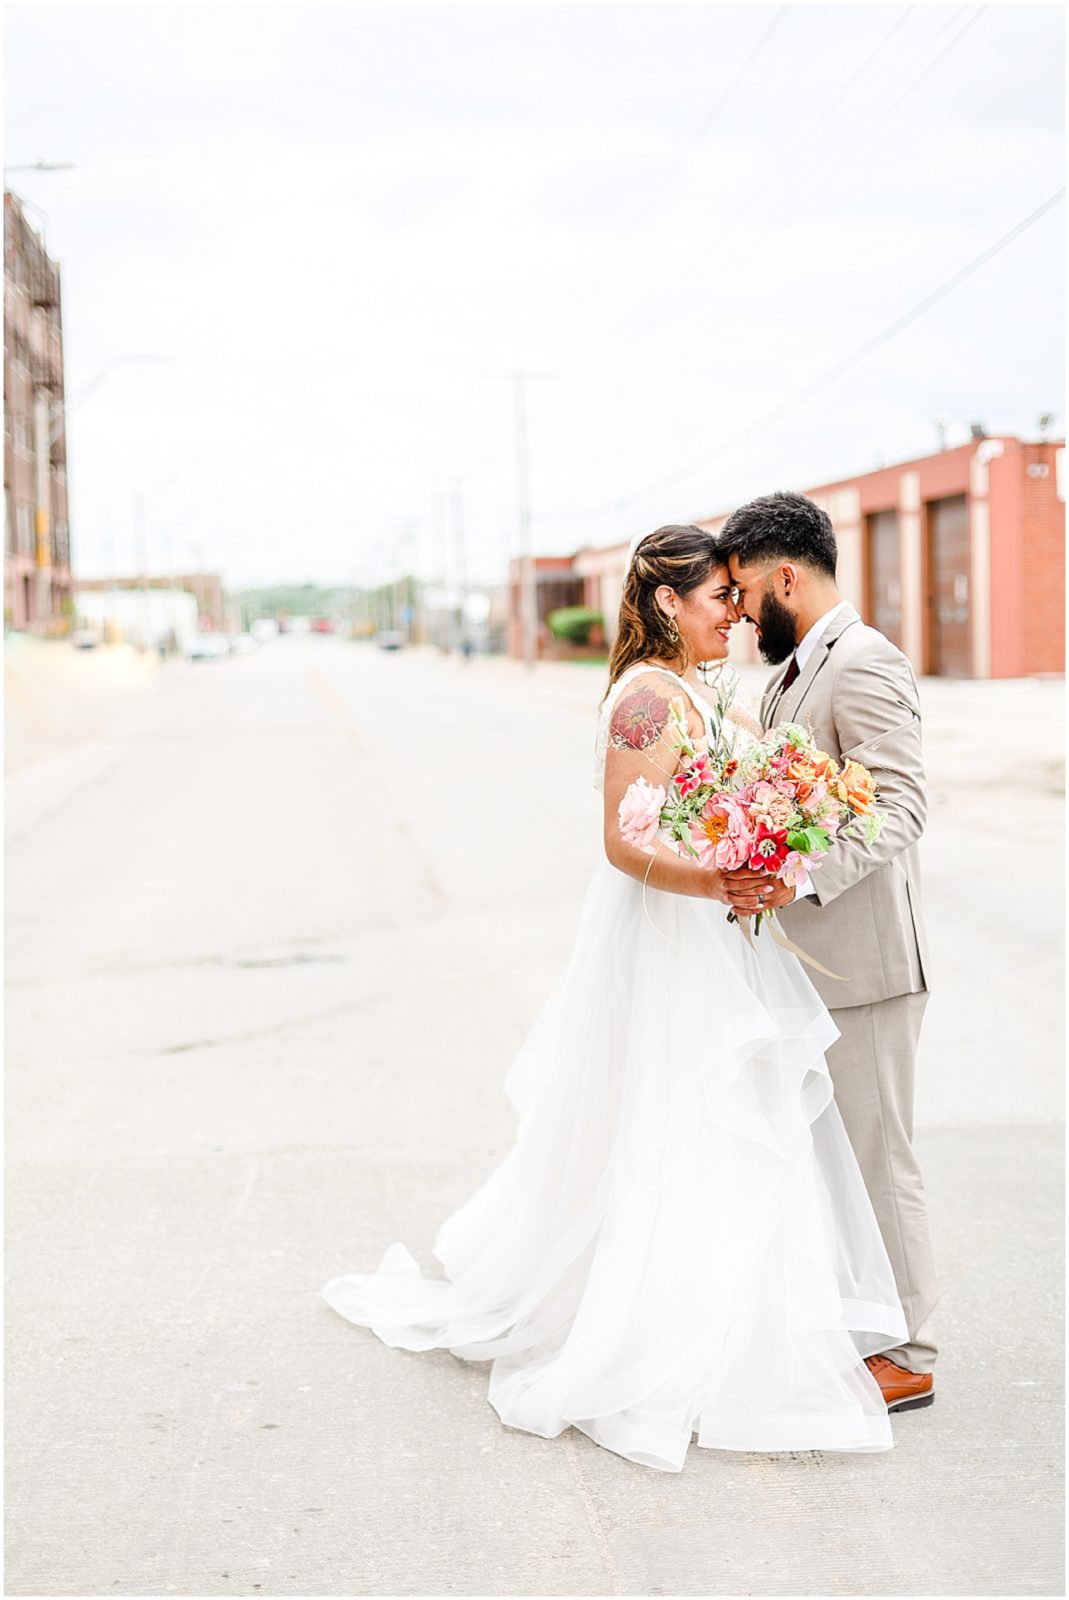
[700,867,733,906]
[708,870,763,913]
[719,867,789,917]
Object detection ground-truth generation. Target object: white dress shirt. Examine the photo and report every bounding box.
[792,599,850,675]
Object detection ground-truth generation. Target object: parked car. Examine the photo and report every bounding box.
[376,629,405,651]
[71,625,101,650]
[229,633,258,655]
[186,632,231,661]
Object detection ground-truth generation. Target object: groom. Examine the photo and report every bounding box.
[721,490,938,1411]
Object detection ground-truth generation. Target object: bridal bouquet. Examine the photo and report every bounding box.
[617,694,884,931]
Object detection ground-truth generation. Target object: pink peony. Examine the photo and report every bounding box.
[717,797,757,870]
[688,794,754,871]
[617,776,667,853]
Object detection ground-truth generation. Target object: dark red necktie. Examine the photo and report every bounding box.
[769,654,800,721]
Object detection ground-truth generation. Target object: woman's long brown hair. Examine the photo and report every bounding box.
[604,523,723,696]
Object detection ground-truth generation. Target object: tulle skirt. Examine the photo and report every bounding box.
[322,861,908,1471]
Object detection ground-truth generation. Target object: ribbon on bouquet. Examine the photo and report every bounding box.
[734,912,846,981]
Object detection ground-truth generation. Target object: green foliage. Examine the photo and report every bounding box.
[231,577,425,633]
[546,606,603,644]
[234,582,365,618]
[786,826,832,854]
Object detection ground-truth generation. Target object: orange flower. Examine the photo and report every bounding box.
[811,750,840,785]
[834,758,877,814]
[786,753,820,801]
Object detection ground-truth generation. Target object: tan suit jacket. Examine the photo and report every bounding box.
[763,604,931,1010]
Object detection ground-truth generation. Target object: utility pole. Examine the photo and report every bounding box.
[191,541,205,630]
[104,527,117,644]
[394,523,416,642]
[514,372,537,669]
[432,490,448,652]
[450,478,468,652]
[133,492,148,649]
[483,367,550,664]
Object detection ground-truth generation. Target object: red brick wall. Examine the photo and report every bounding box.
[813,444,974,516]
[1019,442,1065,674]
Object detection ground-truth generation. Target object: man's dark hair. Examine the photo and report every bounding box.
[720,491,838,579]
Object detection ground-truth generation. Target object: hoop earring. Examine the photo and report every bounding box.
[667,616,680,645]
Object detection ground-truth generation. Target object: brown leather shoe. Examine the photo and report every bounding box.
[865,1354,935,1412]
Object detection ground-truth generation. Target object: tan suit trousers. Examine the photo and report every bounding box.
[827,991,939,1374]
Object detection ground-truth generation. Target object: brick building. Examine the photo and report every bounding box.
[537,436,1064,679]
[4,191,72,633]
[505,554,585,659]
[75,572,227,633]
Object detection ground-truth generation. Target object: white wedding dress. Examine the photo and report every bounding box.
[322,663,908,1471]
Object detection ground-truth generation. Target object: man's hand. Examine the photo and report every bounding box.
[721,868,794,917]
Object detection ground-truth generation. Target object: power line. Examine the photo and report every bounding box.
[772,5,986,230]
[566,6,790,309]
[615,5,789,245]
[584,185,1064,517]
[568,5,983,364]
[728,3,918,233]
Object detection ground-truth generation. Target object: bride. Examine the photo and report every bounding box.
[323,523,907,1472]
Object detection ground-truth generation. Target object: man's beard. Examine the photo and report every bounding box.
[755,589,798,665]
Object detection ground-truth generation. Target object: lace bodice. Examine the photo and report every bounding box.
[593,663,723,791]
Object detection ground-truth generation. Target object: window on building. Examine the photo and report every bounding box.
[16,500,35,556]
[13,416,34,459]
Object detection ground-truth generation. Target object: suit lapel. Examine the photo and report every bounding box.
[777,640,831,724]
[760,660,793,728]
[765,604,862,727]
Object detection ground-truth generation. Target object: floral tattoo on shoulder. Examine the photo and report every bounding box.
[609,687,672,752]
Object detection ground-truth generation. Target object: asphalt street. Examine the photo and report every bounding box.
[4,633,1064,1597]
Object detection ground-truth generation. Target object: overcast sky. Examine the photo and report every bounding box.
[5,2,1064,589]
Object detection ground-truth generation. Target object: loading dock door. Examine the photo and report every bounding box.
[927,493,972,676]
[866,508,903,649]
